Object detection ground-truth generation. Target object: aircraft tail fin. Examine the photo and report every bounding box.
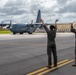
[35,10,41,23]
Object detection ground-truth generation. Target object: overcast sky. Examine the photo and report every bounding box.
[0,0,76,23]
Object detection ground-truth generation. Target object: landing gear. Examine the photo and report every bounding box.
[28,32,32,34]
[13,32,16,35]
[20,33,23,34]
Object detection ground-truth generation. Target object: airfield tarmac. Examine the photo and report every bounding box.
[0,33,76,75]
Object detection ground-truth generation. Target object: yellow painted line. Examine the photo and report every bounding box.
[26,59,69,75]
[36,60,74,75]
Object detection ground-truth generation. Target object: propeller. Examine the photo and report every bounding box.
[7,20,12,28]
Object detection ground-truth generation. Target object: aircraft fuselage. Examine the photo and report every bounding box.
[9,24,36,34]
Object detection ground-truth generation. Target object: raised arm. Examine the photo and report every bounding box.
[71,23,76,33]
[40,19,49,33]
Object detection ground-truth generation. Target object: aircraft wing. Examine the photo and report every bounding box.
[0,24,11,27]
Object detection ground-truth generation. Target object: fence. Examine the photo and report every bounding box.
[56,23,76,32]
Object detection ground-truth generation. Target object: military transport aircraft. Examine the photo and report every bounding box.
[0,10,42,34]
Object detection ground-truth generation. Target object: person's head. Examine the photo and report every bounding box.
[50,25,55,30]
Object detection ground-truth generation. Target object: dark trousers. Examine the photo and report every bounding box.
[47,43,57,66]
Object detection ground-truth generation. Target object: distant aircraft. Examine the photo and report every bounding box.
[0,10,42,34]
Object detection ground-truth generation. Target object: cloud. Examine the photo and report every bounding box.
[57,0,76,13]
[0,0,76,23]
[57,0,69,4]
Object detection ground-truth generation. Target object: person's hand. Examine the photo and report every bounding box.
[55,19,58,29]
[40,18,44,25]
[55,19,59,24]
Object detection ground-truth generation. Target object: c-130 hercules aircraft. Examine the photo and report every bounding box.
[0,10,42,34]
[10,10,42,34]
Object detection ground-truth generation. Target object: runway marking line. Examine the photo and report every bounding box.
[26,59,73,75]
[36,60,74,75]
